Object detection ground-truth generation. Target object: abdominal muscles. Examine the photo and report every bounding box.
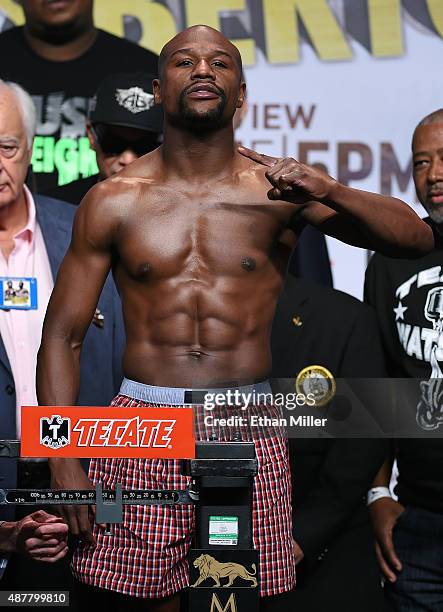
[120,274,281,387]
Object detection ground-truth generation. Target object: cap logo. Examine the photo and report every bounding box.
[115,86,154,114]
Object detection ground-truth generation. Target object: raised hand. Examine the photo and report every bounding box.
[238,145,336,203]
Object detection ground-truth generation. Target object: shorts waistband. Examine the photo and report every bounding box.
[119,378,272,405]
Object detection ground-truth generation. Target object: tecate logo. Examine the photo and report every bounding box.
[23,407,194,459]
[72,417,176,448]
[40,415,70,450]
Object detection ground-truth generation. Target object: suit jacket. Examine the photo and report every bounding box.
[271,275,388,568]
[0,195,124,510]
[287,225,333,287]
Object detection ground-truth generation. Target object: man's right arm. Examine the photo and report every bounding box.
[36,182,120,541]
[239,146,433,257]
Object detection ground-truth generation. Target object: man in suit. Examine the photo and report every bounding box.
[271,274,389,611]
[0,79,123,597]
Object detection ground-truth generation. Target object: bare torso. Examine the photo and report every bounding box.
[106,149,299,387]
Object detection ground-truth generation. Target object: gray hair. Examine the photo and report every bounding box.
[0,80,37,148]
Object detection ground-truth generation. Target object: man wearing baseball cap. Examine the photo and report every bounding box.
[49,72,163,205]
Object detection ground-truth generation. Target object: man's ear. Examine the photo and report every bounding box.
[86,122,96,151]
[233,99,249,131]
[153,79,162,105]
[236,82,247,109]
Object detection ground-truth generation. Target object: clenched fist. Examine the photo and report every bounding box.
[238,145,336,202]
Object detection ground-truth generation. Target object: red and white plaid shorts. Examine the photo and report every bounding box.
[72,393,296,599]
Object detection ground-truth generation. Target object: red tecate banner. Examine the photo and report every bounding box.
[21,406,195,459]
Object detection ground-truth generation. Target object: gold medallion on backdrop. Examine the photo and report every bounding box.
[295,365,336,407]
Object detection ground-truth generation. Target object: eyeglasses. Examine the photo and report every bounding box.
[91,125,160,157]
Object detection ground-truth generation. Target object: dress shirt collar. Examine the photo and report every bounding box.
[14,185,36,243]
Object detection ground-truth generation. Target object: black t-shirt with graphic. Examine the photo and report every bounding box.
[365,219,443,513]
[0,26,158,194]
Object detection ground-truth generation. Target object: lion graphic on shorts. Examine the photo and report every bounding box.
[191,554,258,588]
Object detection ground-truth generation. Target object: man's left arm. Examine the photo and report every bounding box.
[239,146,433,257]
[292,305,389,566]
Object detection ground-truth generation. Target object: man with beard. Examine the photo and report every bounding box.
[0,0,158,194]
[37,26,432,612]
[365,109,443,611]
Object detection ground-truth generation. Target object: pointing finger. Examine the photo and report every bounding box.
[238,146,278,167]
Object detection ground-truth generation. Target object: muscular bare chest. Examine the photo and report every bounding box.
[115,182,296,283]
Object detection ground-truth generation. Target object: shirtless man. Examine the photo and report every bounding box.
[36,25,432,612]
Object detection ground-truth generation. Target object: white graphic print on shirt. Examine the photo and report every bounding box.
[394,265,443,430]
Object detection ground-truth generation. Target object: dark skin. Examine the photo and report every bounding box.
[370,118,443,584]
[21,0,96,62]
[37,25,433,610]
[412,121,443,227]
[86,122,161,180]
